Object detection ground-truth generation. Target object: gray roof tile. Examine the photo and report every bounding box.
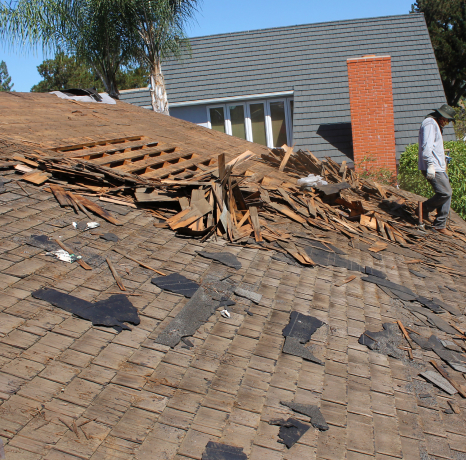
[120,13,454,161]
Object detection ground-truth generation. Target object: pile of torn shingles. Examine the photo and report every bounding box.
[1,93,466,459]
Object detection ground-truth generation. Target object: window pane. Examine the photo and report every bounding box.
[270,101,287,147]
[250,103,267,146]
[210,107,225,133]
[229,105,246,139]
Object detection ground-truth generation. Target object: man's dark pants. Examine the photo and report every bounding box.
[421,171,452,229]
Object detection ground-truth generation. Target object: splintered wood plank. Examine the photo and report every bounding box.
[72,195,123,225]
[179,197,190,210]
[112,248,166,275]
[117,150,193,174]
[278,187,299,211]
[335,275,356,287]
[54,238,92,270]
[99,197,137,208]
[237,210,250,229]
[307,197,317,218]
[279,144,294,171]
[160,180,213,186]
[184,150,256,182]
[106,258,126,291]
[278,241,314,265]
[218,153,226,181]
[134,188,178,203]
[190,189,205,231]
[21,171,51,185]
[384,222,395,241]
[13,155,39,167]
[339,161,347,174]
[89,144,178,167]
[167,197,212,230]
[249,207,263,242]
[360,214,377,230]
[268,201,307,224]
[50,185,72,207]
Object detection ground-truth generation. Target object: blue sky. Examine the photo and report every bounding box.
[1,0,415,92]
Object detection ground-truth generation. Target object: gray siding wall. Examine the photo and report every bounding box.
[170,105,209,127]
[120,14,454,163]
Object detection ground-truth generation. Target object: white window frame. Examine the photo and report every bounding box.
[226,102,248,139]
[207,105,228,134]
[266,98,293,147]
[207,98,293,148]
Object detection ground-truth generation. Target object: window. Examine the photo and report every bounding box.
[269,101,288,147]
[249,103,267,146]
[229,104,246,140]
[209,107,226,133]
[207,98,293,148]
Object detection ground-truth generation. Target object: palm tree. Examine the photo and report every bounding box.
[1,0,201,106]
[1,0,135,99]
[122,0,200,114]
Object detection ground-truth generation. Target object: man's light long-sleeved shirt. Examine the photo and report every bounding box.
[418,117,446,172]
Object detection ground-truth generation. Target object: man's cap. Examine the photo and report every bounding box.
[433,104,455,121]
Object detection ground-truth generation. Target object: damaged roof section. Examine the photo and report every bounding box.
[0,93,465,459]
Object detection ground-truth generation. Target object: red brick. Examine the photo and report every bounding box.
[347,56,396,174]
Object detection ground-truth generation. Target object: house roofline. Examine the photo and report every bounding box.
[187,13,424,42]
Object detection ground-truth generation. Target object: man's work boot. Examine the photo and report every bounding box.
[433,228,453,236]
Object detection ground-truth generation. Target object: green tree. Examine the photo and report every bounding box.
[0,60,14,91]
[1,0,201,109]
[30,52,148,92]
[1,0,135,98]
[411,0,466,106]
[31,52,104,92]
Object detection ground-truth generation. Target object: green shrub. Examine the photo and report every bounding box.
[454,106,466,140]
[398,141,466,220]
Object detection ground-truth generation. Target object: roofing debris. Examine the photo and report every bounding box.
[151,272,200,298]
[282,312,324,364]
[197,251,242,269]
[269,418,311,448]
[201,442,248,460]
[32,288,140,331]
[3,131,466,263]
[154,286,226,348]
[280,400,329,431]
[1,98,466,457]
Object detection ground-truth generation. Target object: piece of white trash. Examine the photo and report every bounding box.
[73,221,100,230]
[220,309,230,318]
[297,174,328,189]
[46,249,81,263]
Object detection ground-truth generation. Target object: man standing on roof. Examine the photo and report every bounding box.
[418,104,456,236]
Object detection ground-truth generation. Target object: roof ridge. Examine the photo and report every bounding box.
[188,13,424,41]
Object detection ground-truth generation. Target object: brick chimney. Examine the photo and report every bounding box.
[347,55,397,174]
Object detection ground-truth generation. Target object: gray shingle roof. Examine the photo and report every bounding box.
[120,13,455,163]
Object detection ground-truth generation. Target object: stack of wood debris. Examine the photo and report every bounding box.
[2,135,466,274]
